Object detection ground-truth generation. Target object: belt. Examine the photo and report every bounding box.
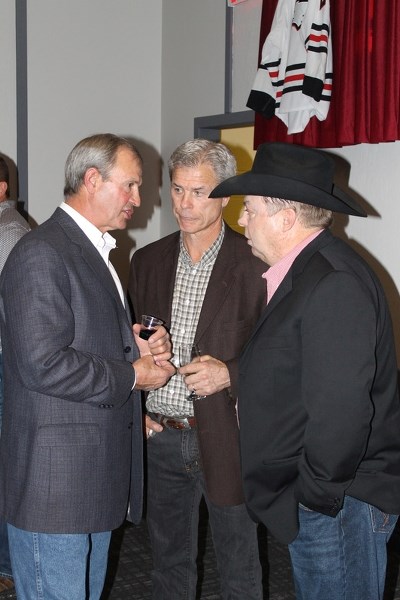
[152,412,196,430]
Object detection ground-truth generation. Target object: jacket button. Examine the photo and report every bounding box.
[124,346,131,353]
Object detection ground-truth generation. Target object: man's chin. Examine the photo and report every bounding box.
[251,247,266,263]
[178,220,198,233]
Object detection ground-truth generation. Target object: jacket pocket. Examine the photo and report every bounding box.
[261,455,300,494]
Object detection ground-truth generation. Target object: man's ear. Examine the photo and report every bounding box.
[281,207,297,232]
[0,181,8,199]
[83,167,100,194]
[221,196,230,208]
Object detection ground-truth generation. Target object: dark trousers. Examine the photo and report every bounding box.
[146,426,262,600]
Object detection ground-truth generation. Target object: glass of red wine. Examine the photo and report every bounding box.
[139,314,164,340]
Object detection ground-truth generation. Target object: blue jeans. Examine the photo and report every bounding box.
[0,351,3,425]
[7,524,111,600]
[288,495,398,600]
[0,352,12,579]
[146,426,262,599]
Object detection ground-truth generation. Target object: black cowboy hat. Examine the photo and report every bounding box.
[209,142,366,217]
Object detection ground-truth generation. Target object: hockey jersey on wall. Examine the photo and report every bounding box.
[247,0,332,135]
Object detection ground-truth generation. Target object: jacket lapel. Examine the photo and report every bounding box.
[245,270,294,346]
[154,232,180,327]
[195,226,240,342]
[52,208,127,313]
[241,230,333,350]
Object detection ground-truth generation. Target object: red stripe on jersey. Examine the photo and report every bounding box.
[309,33,328,44]
[284,73,304,83]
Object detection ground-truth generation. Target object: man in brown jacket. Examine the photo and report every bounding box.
[128,139,266,599]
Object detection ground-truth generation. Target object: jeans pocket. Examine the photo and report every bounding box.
[369,504,398,534]
[298,502,314,512]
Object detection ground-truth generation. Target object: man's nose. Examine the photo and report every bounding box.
[180,192,192,208]
[129,189,141,207]
[238,214,246,228]
[237,207,246,228]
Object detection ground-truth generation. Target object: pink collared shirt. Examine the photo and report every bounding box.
[263,230,323,304]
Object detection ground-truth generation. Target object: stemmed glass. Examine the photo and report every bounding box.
[178,343,205,401]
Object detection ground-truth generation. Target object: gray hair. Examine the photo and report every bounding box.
[168,139,236,185]
[263,197,333,229]
[64,133,142,198]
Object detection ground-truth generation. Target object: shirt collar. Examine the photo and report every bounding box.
[60,201,116,259]
[263,229,323,303]
[179,221,225,268]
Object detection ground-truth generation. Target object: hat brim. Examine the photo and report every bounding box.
[209,173,366,217]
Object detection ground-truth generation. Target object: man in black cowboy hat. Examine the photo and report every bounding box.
[210,142,400,600]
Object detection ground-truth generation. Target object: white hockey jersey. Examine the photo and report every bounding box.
[247,0,332,134]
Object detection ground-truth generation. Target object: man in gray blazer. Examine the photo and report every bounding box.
[0,134,175,600]
[129,139,266,599]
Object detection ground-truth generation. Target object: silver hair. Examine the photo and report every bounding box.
[64,133,142,198]
[168,139,236,185]
[263,197,333,229]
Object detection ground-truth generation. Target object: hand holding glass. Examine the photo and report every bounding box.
[178,343,206,401]
[139,314,164,340]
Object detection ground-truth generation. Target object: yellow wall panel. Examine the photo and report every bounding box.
[220,126,255,233]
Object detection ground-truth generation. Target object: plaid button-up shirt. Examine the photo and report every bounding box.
[147,223,225,417]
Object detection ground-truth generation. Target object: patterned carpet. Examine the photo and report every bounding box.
[1,510,400,599]
[100,510,295,600]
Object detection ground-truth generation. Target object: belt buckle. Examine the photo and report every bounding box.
[162,416,192,430]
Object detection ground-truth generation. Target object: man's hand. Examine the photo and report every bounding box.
[132,323,172,365]
[179,355,230,397]
[145,413,164,438]
[133,354,175,391]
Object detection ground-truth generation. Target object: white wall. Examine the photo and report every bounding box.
[2,0,400,355]
[160,0,227,236]
[0,1,17,195]
[231,0,263,112]
[20,1,162,286]
[331,142,400,357]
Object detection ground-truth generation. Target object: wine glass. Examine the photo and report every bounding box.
[178,343,205,401]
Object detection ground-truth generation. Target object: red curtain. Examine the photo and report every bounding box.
[252,0,400,148]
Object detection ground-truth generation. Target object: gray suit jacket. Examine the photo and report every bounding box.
[0,207,143,533]
[129,224,266,505]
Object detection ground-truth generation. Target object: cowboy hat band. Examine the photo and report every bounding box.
[209,142,366,217]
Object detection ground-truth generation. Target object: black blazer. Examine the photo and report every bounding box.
[129,224,266,505]
[239,229,400,544]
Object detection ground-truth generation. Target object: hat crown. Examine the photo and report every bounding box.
[208,141,366,217]
[253,143,334,194]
